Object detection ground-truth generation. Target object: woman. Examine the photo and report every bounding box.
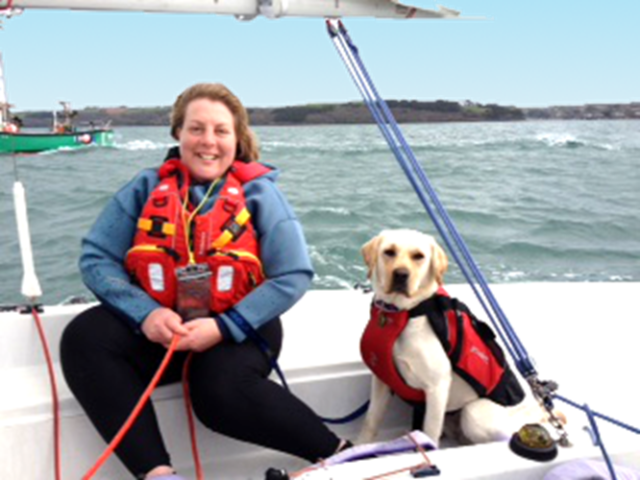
[61,83,346,479]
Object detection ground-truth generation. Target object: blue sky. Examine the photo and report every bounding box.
[1,1,638,111]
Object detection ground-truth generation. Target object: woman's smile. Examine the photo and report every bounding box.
[178,98,237,183]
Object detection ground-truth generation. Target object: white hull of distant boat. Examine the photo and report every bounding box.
[2,283,640,479]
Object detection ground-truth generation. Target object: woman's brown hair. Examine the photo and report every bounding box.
[170,83,260,162]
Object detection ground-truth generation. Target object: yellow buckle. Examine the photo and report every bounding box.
[137,218,176,236]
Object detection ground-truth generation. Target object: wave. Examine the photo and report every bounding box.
[262,139,390,155]
[533,132,612,150]
[409,133,621,152]
[260,128,630,155]
[535,132,583,148]
[313,275,358,290]
[115,139,173,151]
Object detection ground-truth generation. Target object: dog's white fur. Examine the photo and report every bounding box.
[358,229,549,446]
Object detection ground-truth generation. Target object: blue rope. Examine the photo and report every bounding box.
[321,401,370,425]
[225,310,290,389]
[331,22,525,368]
[584,403,618,480]
[555,394,640,435]
[326,20,535,376]
[224,309,368,424]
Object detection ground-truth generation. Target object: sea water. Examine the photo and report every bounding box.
[1,120,638,305]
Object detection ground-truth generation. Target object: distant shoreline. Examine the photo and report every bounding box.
[14,100,640,128]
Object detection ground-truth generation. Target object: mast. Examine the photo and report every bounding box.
[0,52,8,127]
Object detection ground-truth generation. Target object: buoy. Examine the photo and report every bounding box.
[78,133,92,144]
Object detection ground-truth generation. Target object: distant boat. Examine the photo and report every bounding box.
[0,123,115,154]
[0,53,114,154]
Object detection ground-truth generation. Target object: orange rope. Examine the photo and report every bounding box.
[82,334,180,479]
[182,352,205,480]
[32,306,62,480]
[407,431,434,465]
[362,433,436,480]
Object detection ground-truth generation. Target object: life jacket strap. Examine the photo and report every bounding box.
[137,216,176,238]
[210,207,251,250]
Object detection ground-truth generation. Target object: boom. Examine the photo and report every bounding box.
[2,0,460,21]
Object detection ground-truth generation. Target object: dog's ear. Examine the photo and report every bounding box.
[431,241,449,285]
[361,235,382,279]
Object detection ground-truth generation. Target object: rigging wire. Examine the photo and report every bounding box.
[325,18,583,447]
[326,19,640,473]
[326,19,534,376]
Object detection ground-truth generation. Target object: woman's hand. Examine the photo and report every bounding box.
[175,318,224,352]
[141,307,189,347]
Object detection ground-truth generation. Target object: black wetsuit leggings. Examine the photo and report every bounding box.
[60,305,340,478]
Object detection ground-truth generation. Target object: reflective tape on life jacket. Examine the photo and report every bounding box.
[125,158,272,313]
[360,289,525,406]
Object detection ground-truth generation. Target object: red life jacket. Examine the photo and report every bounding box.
[125,158,271,313]
[360,288,525,406]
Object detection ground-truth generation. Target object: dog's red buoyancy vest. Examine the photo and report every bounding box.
[360,288,525,406]
[125,158,270,313]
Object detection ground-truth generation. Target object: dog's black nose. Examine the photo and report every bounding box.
[391,268,410,292]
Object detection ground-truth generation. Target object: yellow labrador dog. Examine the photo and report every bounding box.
[358,229,548,447]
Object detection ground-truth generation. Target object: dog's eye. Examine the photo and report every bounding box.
[412,252,425,261]
[383,248,396,258]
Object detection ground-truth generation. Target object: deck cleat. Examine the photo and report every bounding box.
[410,463,441,477]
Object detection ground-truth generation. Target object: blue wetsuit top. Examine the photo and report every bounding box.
[79,150,314,342]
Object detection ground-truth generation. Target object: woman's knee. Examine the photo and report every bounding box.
[61,307,99,357]
[190,367,243,408]
[60,306,131,369]
[63,306,104,345]
[188,361,263,429]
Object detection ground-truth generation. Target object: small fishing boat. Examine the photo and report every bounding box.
[0,53,114,154]
[1,2,639,480]
[0,125,115,154]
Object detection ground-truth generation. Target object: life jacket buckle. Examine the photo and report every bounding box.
[224,219,246,239]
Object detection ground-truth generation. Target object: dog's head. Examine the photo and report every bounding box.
[362,229,448,310]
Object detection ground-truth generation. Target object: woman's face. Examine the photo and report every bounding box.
[178,98,237,183]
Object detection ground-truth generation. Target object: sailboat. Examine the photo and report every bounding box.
[1,2,639,479]
[0,52,114,154]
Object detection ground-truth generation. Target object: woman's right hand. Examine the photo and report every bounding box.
[141,307,189,347]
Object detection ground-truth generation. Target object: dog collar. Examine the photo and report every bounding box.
[372,299,402,313]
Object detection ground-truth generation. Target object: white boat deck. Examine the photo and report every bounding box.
[2,283,640,479]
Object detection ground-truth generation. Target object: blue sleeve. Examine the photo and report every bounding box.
[79,169,162,329]
[217,176,314,342]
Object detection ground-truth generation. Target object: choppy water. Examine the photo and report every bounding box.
[1,120,638,305]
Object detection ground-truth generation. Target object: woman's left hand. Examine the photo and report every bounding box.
[174,318,224,352]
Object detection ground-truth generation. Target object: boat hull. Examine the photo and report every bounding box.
[0,128,114,153]
[2,284,640,478]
